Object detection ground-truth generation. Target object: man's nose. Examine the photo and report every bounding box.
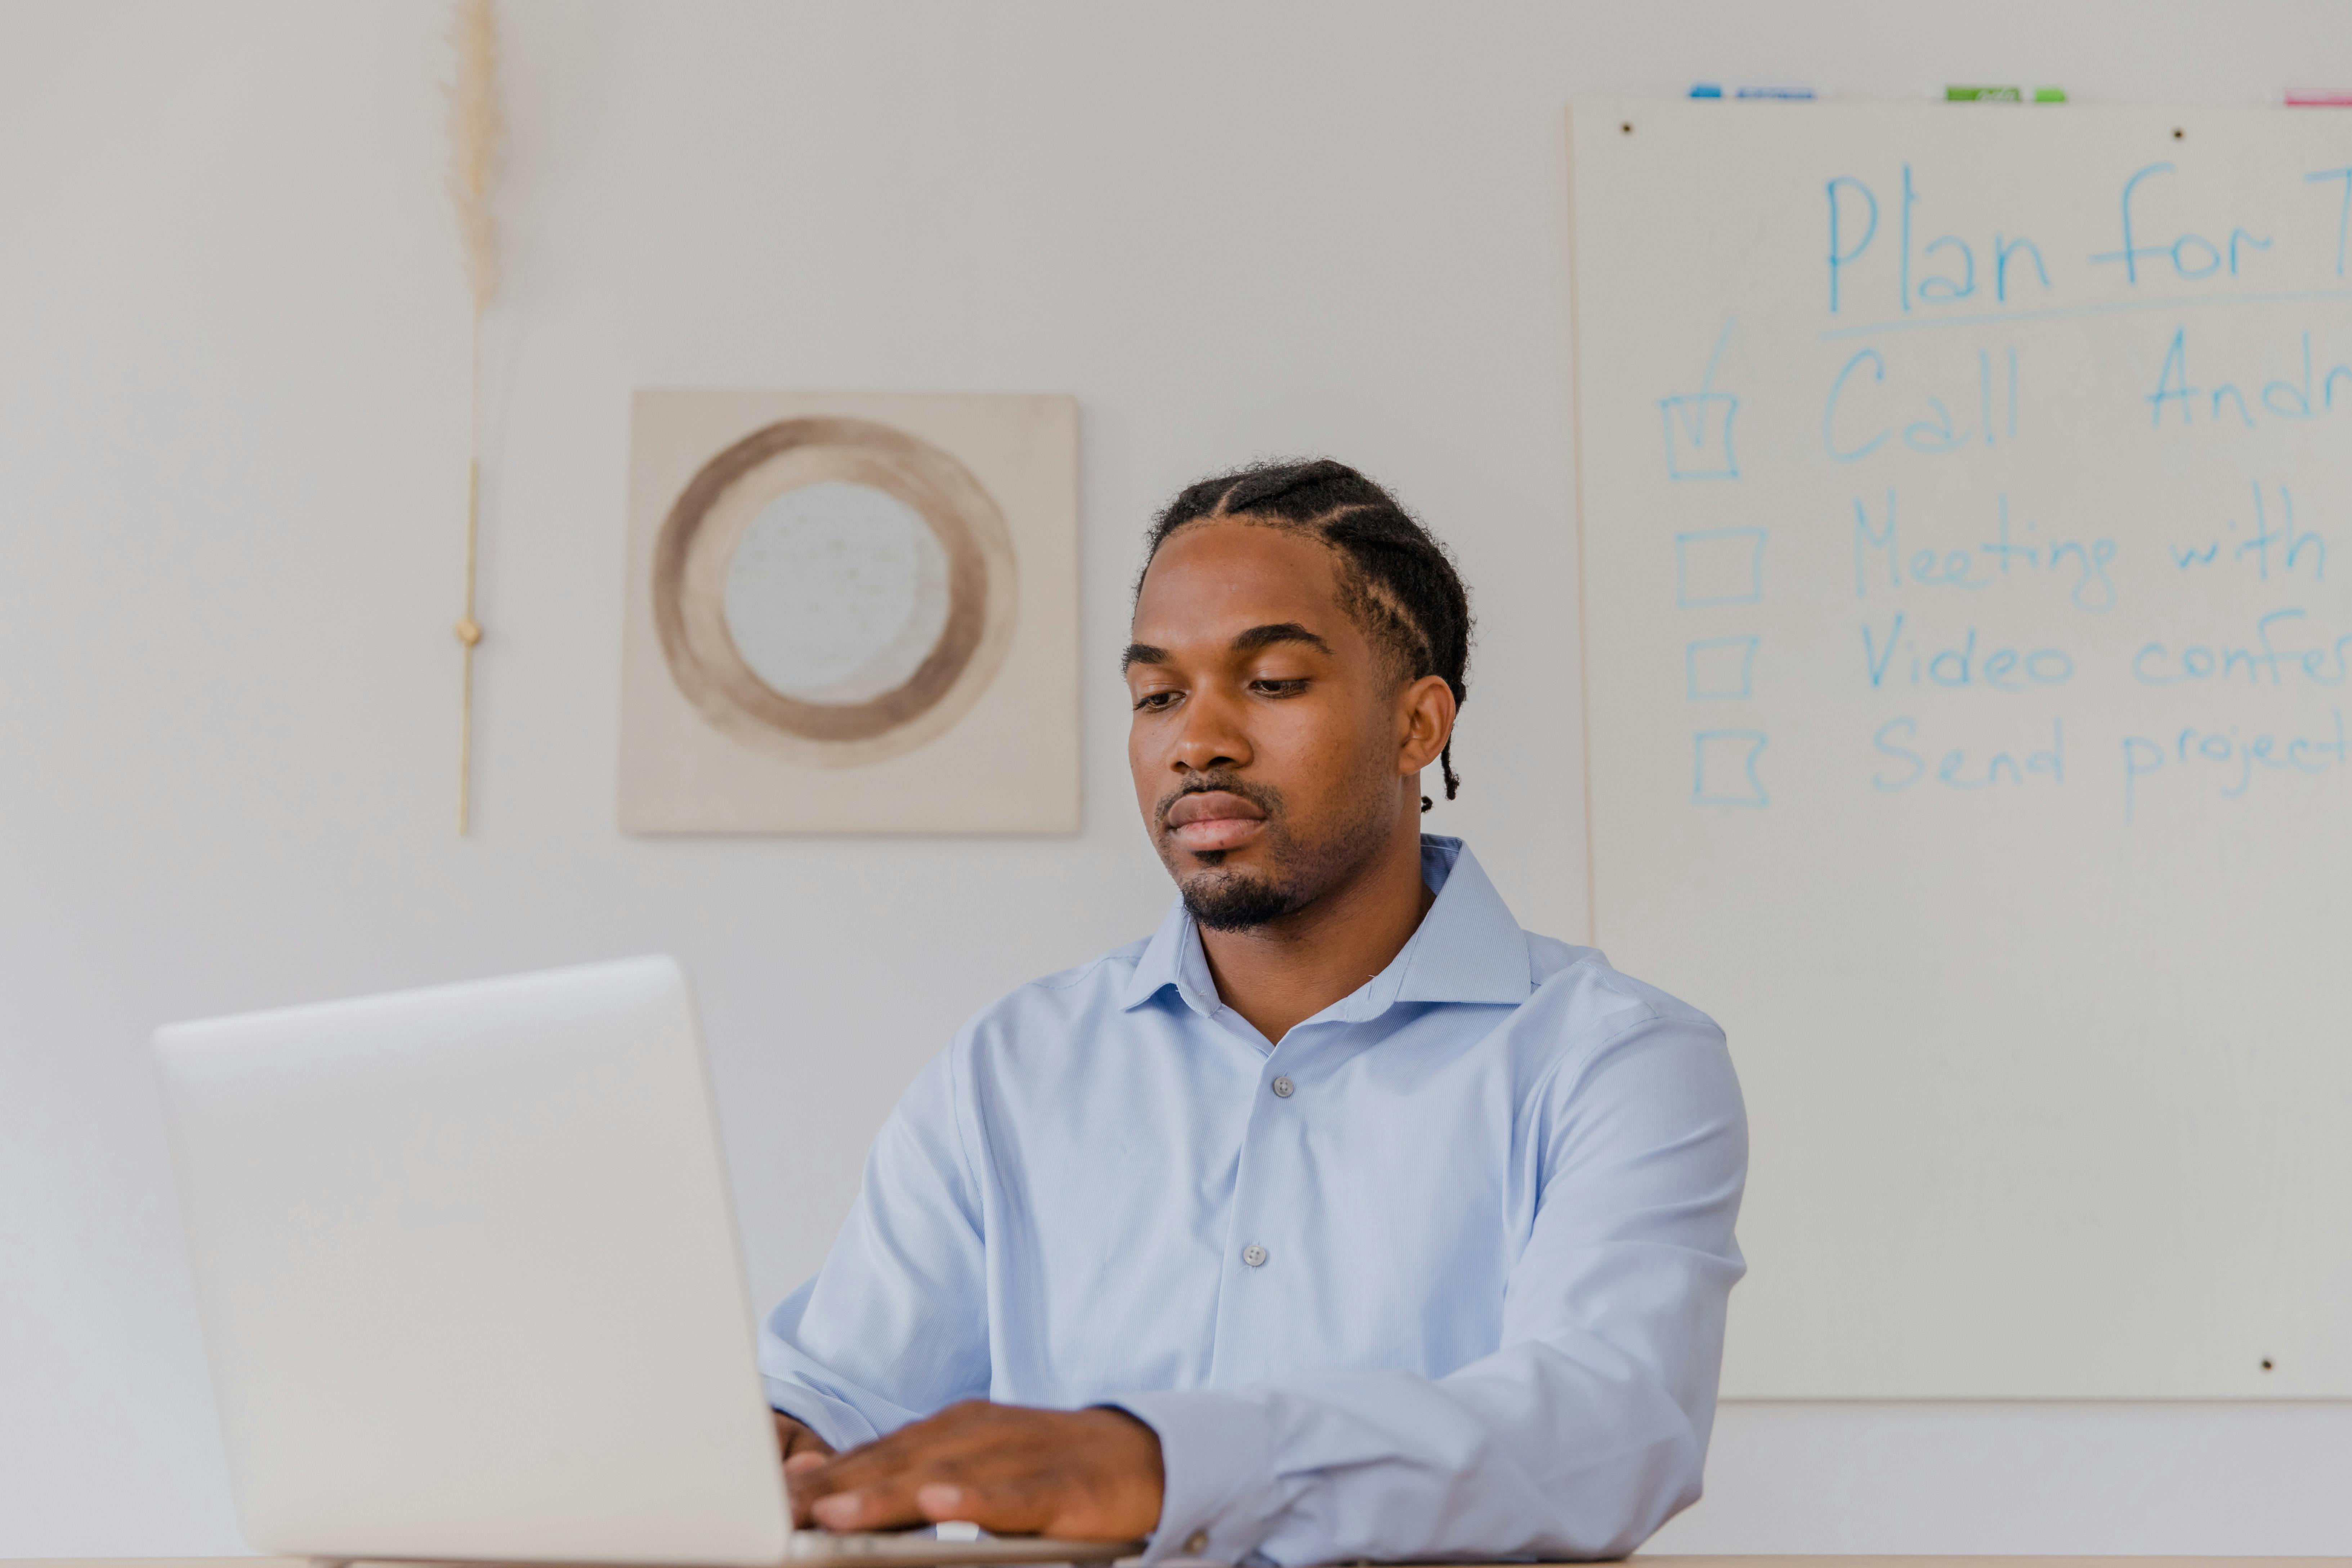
[1172,688,1252,774]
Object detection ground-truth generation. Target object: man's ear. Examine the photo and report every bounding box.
[1396,674,1457,777]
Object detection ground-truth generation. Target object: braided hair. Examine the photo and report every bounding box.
[1137,459,1473,809]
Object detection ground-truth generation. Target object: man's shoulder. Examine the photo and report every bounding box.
[947,934,1156,1046]
[1020,935,1155,995]
[1519,929,1725,1045]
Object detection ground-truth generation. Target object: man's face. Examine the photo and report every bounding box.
[1124,519,1408,930]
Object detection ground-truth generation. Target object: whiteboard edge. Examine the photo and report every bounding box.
[1563,105,1600,950]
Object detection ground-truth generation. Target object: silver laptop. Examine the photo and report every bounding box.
[153,955,1137,1567]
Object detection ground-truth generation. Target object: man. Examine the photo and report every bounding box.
[761,459,1746,1564]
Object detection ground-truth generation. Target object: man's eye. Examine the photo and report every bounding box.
[1251,679,1309,696]
[1132,690,1181,712]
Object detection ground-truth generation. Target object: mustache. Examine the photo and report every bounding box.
[1154,773,1284,831]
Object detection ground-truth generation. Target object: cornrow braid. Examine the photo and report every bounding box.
[1138,458,1474,809]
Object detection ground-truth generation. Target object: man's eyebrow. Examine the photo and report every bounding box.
[1229,622,1333,657]
[1121,624,1333,673]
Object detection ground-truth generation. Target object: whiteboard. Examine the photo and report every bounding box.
[1569,104,2352,1398]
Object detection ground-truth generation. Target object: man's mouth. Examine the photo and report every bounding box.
[1164,790,1269,854]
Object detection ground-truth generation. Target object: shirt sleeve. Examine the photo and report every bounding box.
[759,1046,992,1451]
[1113,1007,1748,1565]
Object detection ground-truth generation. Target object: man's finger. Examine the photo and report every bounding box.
[790,1438,923,1504]
[914,1476,1058,1536]
[797,1435,1020,1533]
[773,1412,837,1460]
[787,1451,884,1527]
[790,1413,1001,1504]
[809,1476,936,1533]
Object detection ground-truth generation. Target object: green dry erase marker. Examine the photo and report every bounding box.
[1946,85,2067,102]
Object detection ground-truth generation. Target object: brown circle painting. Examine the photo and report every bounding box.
[652,418,1019,768]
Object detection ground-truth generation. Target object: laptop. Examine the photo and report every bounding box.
[152,955,1139,1567]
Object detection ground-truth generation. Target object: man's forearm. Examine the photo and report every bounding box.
[1115,1341,1713,1565]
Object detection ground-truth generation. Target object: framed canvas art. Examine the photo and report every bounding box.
[619,390,1079,834]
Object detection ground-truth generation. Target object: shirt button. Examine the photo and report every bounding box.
[1271,1075,1295,1098]
[1242,1243,1268,1267]
[1185,1530,1211,1555]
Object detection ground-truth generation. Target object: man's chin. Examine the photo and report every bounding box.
[1177,868,1302,932]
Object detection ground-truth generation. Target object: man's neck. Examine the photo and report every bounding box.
[1197,812,1438,1046]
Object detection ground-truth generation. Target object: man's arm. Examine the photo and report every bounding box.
[762,1037,1173,1542]
[759,1050,995,1452]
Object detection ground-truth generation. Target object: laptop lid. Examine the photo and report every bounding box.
[153,955,793,1567]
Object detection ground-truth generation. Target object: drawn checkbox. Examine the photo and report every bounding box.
[1693,730,1770,807]
[1686,636,1759,700]
[1659,392,1741,479]
[1658,318,1741,480]
[1676,528,1766,607]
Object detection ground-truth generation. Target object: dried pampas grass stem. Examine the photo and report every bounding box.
[444,0,502,834]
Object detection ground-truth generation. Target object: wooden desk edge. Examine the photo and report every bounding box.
[12,1556,2352,1568]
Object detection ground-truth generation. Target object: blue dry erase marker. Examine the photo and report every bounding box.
[1738,85,1816,99]
[1691,83,1817,100]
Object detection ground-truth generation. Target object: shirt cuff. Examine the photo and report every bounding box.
[763,1373,882,1454]
[1109,1388,1277,1564]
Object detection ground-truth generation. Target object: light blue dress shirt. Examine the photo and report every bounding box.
[761,837,1746,1564]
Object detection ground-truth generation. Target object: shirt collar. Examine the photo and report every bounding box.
[1118,836,1533,1018]
[1119,888,1224,1018]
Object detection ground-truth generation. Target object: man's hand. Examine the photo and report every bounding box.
[783,1400,1163,1542]
[774,1411,837,1462]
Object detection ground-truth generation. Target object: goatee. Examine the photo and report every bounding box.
[1180,871,1304,932]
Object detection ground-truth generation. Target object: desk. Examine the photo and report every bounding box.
[11,1557,2350,1568]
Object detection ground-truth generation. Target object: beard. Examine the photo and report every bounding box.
[1181,865,1305,931]
[1156,765,1399,933]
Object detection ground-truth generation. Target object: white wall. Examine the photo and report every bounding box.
[0,0,2342,1555]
